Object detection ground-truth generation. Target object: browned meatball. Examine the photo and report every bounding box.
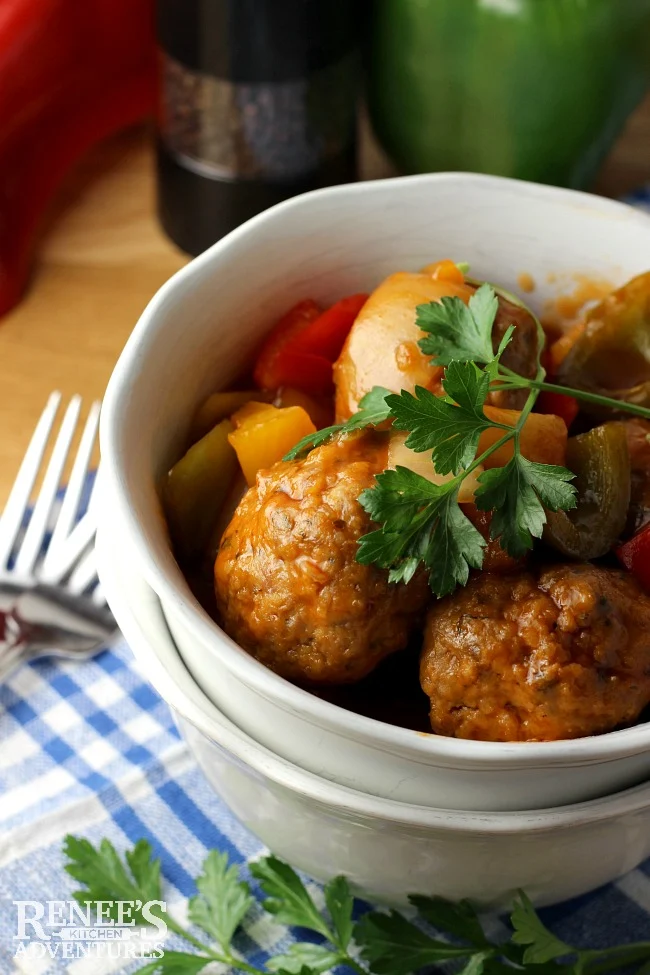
[420,565,650,742]
[215,431,429,684]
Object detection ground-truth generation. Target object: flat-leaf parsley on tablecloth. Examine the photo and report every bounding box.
[62,836,650,975]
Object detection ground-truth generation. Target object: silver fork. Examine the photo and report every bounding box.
[0,393,115,684]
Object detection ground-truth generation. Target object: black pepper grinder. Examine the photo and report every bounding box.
[156,0,360,255]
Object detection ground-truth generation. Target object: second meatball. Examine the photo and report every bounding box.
[421,565,650,741]
[215,431,429,684]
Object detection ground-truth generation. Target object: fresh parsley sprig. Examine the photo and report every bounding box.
[63,836,650,975]
[280,276,650,598]
[357,279,609,596]
[357,357,577,595]
[356,464,486,596]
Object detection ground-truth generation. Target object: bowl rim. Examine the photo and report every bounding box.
[96,513,650,833]
[100,170,650,769]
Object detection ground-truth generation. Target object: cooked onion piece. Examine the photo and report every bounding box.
[388,431,483,502]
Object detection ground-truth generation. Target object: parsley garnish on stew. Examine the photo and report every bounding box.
[285,281,650,598]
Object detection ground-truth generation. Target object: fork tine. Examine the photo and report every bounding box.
[0,392,62,570]
[67,546,99,596]
[39,511,96,585]
[41,400,100,578]
[13,396,82,578]
[92,581,106,607]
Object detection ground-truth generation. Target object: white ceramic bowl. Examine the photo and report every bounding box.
[100,172,650,812]
[96,513,650,908]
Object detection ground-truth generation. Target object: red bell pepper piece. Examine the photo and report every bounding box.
[253,299,323,390]
[0,0,156,318]
[287,293,368,361]
[253,293,367,392]
[536,389,580,429]
[617,523,650,592]
[266,351,334,395]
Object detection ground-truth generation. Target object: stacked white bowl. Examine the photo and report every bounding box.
[99,174,650,908]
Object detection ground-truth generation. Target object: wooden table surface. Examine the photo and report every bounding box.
[1,99,650,505]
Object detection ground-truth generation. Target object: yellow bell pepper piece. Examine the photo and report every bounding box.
[228,405,316,486]
[164,418,238,559]
[231,401,277,427]
[190,390,270,442]
[478,407,568,469]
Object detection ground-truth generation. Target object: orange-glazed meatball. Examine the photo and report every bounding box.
[215,431,429,684]
[420,564,650,742]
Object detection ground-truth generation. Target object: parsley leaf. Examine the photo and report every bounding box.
[284,385,392,461]
[417,282,499,366]
[136,953,214,975]
[63,835,162,925]
[62,835,650,975]
[188,850,253,953]
[410,895,489,948]
[345,385,394,431]
[250,856,331,939]
[475,455,576,559]
[357,468,485,596]
[355,910,475,975]
[510,892,573,964]
[274,968,320,975]
[324,875,355,951]
[457,952,496,975]
[267,943,341,973]
[388,363,493,475]
[283,423,343,461]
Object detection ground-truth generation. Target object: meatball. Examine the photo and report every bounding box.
[420,565,650,742]
[215,431,429,684]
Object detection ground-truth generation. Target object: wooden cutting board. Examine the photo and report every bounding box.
[1,103,649,505]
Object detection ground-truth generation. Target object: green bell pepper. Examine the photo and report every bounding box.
[556,272,650,416]
[543,423,630,560]
[368,0,650,188]
[164,418,238,561]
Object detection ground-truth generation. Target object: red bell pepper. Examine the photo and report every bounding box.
[253,293,367,394]
[286,293,368,361]
[266,351,335,395]
[536,389,580,429]
[617,523,650,592]
[0,0,156,318]
[253,299,322,389]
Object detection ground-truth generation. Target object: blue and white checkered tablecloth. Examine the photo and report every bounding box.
[4,185,650,973]
[2,637,650,975]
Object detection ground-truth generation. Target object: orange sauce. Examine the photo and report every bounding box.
[517,272,535,294]
[543,273,614,340]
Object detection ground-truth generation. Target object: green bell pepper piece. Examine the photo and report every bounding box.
[164,418,238,561]
[543,423,630,560]
[556,272,650,416]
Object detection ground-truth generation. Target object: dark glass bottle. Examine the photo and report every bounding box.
[156,0,360,255]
